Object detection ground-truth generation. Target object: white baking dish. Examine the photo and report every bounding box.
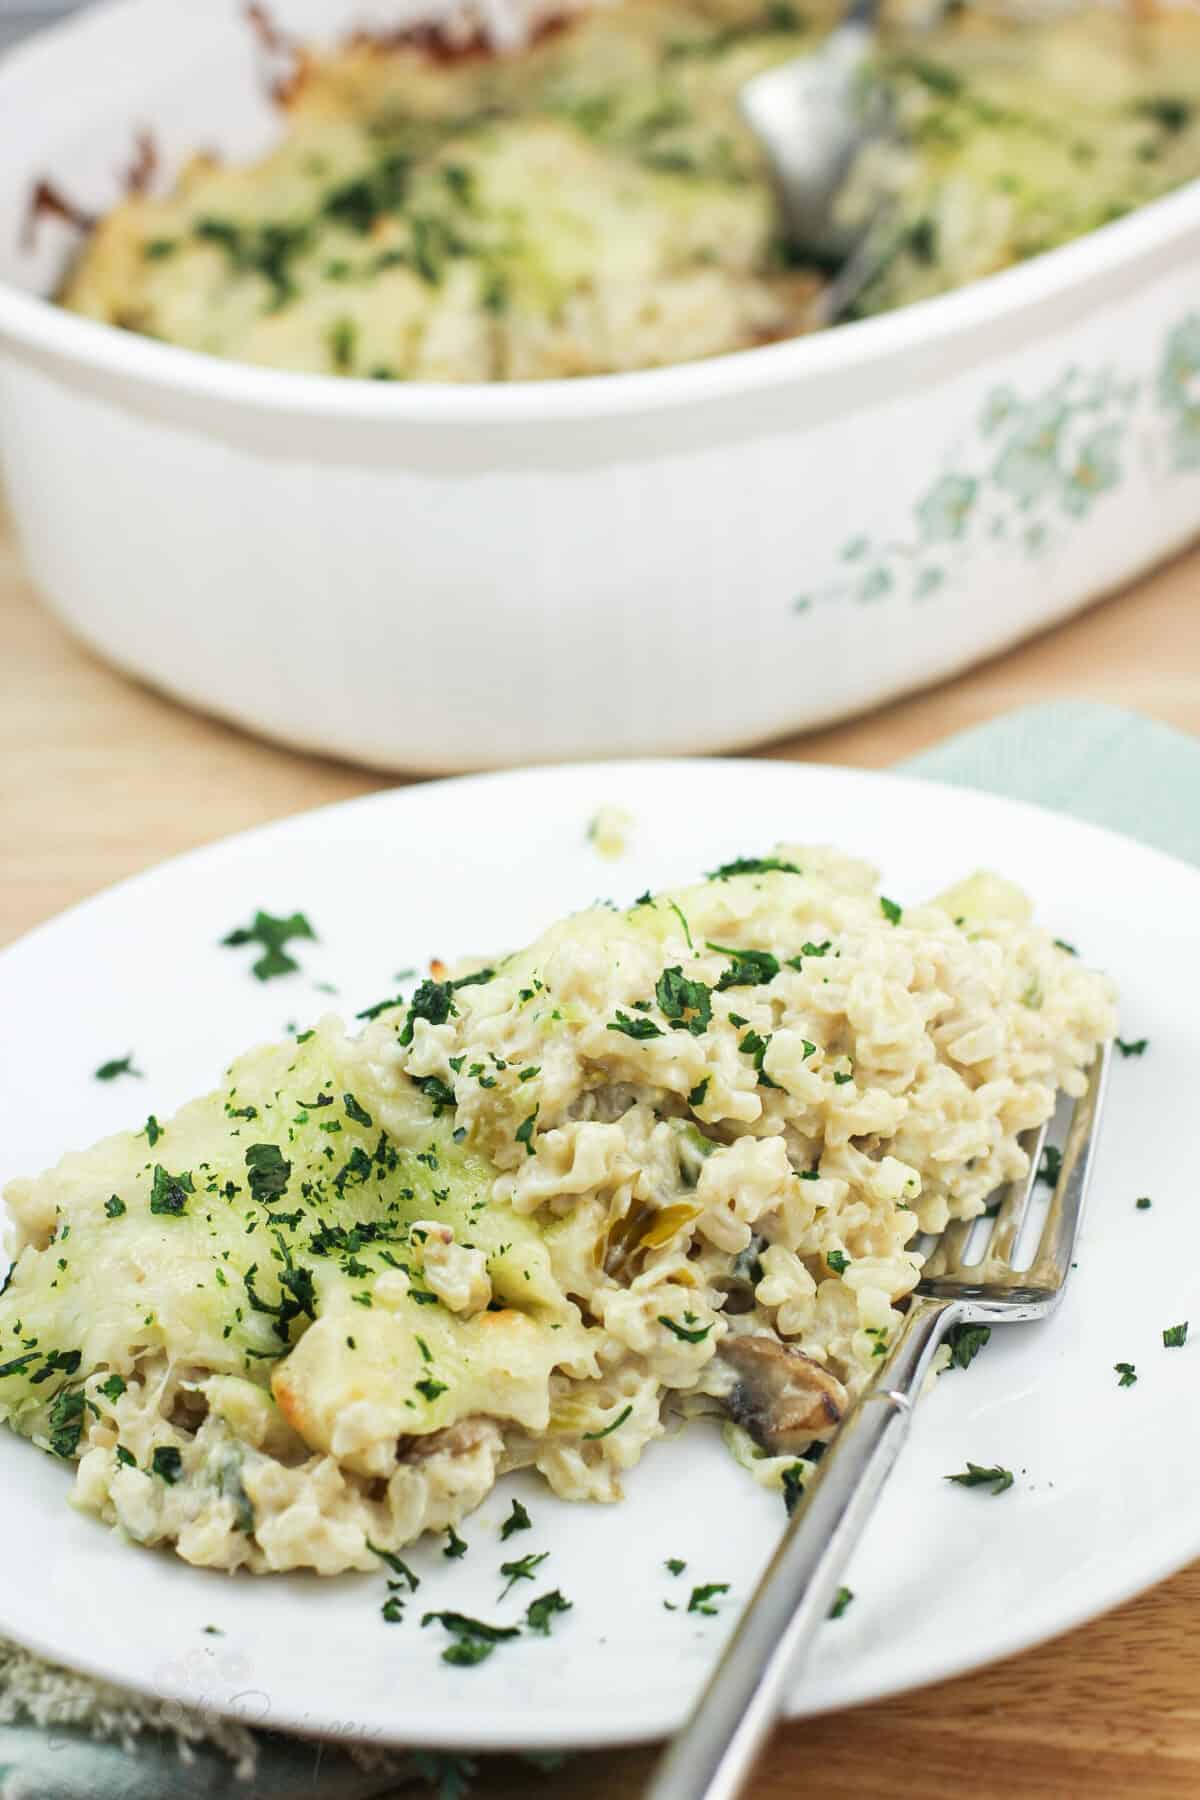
[1,0,1198,772]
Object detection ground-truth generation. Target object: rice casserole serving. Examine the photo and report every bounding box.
[0,849,1115,1574]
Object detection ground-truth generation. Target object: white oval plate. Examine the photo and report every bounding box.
[0,760,1193,1751]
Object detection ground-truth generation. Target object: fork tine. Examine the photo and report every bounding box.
[1029,1041,1112,1284]
[922,1218,974,1279]
[984,1118,1049,1268]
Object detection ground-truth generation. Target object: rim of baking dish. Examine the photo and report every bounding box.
[1,0,1199,427]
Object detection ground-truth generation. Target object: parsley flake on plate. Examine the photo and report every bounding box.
[665,1558,687,1576]
[946,1323,991,1370]
[525,1590,572,1636]
[221,909,316,982]
[828,1586,854,1620]
[1136,1196,1152,1211]
[500,1499,532,1540]
[1114,1362,1138,1387]
[687,1583,730,1616]
[1116,1037,1149,1057]
[94,1054,142,1082]
[367,1541,419,1590]
[498,1550,549,1598]
[1163,1322,1189,1348]
[443,1524,469,1559]
[945,1462,1013,1495]
[421,1610,519,1667]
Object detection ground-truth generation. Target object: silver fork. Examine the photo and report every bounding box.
[647,1042,1112,1800]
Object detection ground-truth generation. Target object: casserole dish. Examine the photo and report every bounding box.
[0,0,1198,772]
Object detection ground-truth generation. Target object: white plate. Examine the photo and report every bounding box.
[0,759,1193,1751]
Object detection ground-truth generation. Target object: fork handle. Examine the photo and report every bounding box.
[645,1296,958,1800]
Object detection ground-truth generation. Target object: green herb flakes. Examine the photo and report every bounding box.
[1114,1362,1137,1387]
[828,1586,854,1620]
[94,1055,141,1082]
[1163,1321,1189,1348]
[525,1590,572,1636]
[151,1446,183,1484]
[687,1582,730,1616]
[945,1462,1013,1495]
[501,1499,532,1540]
[946,1323,991,1370]
[221,909,316,981]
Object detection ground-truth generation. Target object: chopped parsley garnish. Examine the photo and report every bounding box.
[1053,938,1078,956]
[1136,1196,1152,1210]
[1163,1321,1189,1348]
[98,1374,126,1403]
[149,1164,194,1217]
[608,1011,664,1040]
[115,1445,136,1469]
[1114,1362,1138,1387]
[707,943,780,988]
[655,967,713,1035]
[658,1315,712,1343]
[498,1551,549,1598]
[416,1377,448,1402]
[244,1142,291,1204]
[142,1115,162,1147]
[832,1071,853,1086]
[525,1590,572,1636]
[945,1462,1013,1495]
[367,1541,419,1590]
[707,856,801,879]
[828,1586,854,1621]
[381,1594,406,1624]
[151,1446,183,1484]
[582,1403,632,1440]
[1036,1145,1063,1188]
[738,1029,780,1088]
[415,1075,458,1116]
[104,1195,126,1219]
[94,1054,141,1082]
[0,1353,40,1380]
[687,1077,711,1108]
[946,1323,991,1370]
[343,1094,373,1128]
[880,896,902,926]
[782,1464,805,1516]
[356,994,406,1021]
[48,1387,86,1460]
[398,979,458,1047]
[443,1524,469,1559]
[421,1610,520,1666]
[687,1582,730,1616]
[1116,1037,1149,1057]
[826,1250,850,1274]
[667,900,694,949]
[665,1558,687,1576]
[501,1499,532,1540]
[515,1109,539,1156]
[221,909,316,981]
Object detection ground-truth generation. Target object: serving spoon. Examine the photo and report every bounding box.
[738,0,896,322]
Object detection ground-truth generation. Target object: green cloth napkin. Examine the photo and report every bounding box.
[2,700,1195,1800]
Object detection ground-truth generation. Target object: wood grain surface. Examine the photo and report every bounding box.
[3,501,1200,1799]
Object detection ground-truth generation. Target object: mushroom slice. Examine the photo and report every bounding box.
[718,1335,848,1455]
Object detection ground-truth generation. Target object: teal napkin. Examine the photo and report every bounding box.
[2,700,1196,1800]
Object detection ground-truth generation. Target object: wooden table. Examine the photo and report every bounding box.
[4,503,1200,1798]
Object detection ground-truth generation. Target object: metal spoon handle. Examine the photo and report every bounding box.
[644,1298,952,1800]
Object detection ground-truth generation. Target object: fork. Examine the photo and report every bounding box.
[646,1042,1112,1800]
